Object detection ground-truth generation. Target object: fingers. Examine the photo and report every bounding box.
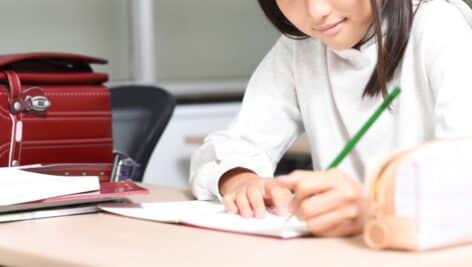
[290,177,334,212]
[274,169,365,237]
[276,170,315,189]
[277,171,335,214]
[277,170,334,196]
[305,205,360,237]
[247,185,266,218]
[222,184,266,218]
[235,191,254,218]
[295,189,346,220]
[264,181,292,216]
[222,179,293,218]
[321,220,362,237]
[222,194,237,214]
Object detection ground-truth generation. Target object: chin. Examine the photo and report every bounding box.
[320,33,361,51]
[326,43,352,50]
[323,38,360,51]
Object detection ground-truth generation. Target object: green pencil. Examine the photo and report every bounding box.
[284,88,400,223]
[326,86,401,169]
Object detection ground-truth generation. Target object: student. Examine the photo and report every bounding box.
[190,0,472,237]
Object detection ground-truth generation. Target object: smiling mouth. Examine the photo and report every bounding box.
[315,18,347,33]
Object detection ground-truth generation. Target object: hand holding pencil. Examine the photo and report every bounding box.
[220,87,400,236]
[275,87,401,237]
[276,169,367,237]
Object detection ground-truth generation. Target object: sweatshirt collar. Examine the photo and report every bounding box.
[328,25,378,69]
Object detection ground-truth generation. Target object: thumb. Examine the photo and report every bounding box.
[263,180,293,216]
[274,175,300,191]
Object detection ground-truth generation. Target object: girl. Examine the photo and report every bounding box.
[190,0,472,237]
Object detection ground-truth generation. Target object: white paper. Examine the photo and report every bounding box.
[100,201,225,223]
[0,168,100,206]
[182,209,308,239]
[100,201,309,238]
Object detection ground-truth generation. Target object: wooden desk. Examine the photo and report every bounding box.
[0,185,471,267]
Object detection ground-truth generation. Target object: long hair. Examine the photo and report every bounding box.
[257,0,418,98]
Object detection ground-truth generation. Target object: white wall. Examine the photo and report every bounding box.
[153,0,279,82]
[0,0,279,88]
[0,0,131,81]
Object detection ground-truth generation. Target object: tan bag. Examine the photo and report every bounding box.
[364,140,472,251]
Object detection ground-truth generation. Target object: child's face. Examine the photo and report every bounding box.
[276,0,374,50]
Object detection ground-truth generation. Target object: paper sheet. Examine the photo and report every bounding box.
[0,168,100,206]
[100,200,309,238]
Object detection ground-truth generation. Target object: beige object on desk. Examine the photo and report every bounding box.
[364,140,472,251]
[0,185,471,267]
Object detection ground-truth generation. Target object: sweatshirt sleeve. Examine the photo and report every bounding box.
[189,36,304,201]
[421,1,472,138]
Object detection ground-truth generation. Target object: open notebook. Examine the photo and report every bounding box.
[99,201,310,239]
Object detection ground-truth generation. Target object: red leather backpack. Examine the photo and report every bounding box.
[0,52,114,182]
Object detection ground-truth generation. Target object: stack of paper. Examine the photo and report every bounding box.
[0,167,100,206]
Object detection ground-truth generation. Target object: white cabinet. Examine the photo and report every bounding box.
[143,102,241,188]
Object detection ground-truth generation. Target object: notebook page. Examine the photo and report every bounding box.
[0,168,100,206]
[99,201,225,223]
[100,201,309,238]
[181,211,308,238]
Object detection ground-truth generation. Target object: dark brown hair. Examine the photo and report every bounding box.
[258,0,419,98]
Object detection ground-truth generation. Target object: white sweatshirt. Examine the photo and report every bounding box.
[190,0,472,201]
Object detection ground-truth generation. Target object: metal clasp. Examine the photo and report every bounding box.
[10,86,52,114]
[24,95,51,112]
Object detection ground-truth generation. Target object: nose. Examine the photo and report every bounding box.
[306,0,332,21]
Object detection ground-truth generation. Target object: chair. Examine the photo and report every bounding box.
[110,85,176,182]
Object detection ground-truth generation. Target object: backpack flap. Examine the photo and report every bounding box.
[0,52,108,85]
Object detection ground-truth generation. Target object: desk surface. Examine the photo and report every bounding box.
[0,185,471,267]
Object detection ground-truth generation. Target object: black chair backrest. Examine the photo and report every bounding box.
[110,85,176,181]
